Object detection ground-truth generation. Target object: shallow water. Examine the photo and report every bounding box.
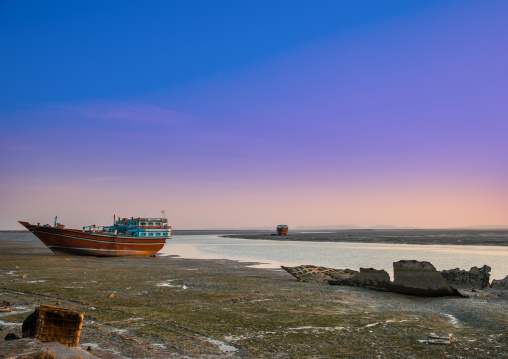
[162,235,508,280]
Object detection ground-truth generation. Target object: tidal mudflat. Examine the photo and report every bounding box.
[0,231,507,358]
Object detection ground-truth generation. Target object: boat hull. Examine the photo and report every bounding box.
[18,221,166,257]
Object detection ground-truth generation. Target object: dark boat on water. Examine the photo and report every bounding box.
[18,216,171,257]
[276,224,289,236]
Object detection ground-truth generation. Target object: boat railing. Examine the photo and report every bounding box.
[82,225,117,234]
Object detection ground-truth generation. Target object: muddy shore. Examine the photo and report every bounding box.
[1,232,507,358]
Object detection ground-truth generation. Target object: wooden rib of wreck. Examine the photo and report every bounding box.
[18,215,171,257]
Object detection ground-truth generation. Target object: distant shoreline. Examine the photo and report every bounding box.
[3,229,508,246]
[4,227,508,233]
[219,229,508,247]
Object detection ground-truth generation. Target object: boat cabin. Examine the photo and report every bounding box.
[117,217,171,237]
[84,217,171,238]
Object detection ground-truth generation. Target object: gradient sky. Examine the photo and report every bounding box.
[1,1,507,229]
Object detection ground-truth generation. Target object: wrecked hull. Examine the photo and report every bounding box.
[18,221,166,257]
[282,261,463,297]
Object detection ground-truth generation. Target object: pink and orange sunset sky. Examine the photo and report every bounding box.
[1,1,507,230]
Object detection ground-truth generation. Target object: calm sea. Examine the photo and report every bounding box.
[161,235,508,280]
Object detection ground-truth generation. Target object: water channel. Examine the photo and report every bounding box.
[162,234,508,280]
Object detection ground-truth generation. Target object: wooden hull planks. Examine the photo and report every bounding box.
[18,221,166,257]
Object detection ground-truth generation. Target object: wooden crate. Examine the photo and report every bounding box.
[35,305,84,347]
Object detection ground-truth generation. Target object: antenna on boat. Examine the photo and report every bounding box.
[54,216,57,227]
[114,214,116,224]
[162,210,166,219]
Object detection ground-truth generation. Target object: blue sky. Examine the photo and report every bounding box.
[1,1,507,229]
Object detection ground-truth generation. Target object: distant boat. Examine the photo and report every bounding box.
[18,216,171,257]
[276,224,289,236]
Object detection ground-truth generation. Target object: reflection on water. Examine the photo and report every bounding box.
[161,235,508,280]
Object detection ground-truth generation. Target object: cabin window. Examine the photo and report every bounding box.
[148,233,153,236]
[156,233,160,236]
[148,222,153,226]
[140,233,146,236]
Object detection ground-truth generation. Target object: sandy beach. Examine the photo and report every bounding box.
[1,231,507,358]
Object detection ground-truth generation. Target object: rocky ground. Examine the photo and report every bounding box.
[0,232,507,358]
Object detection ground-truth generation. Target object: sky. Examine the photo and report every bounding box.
[1,1,507,230]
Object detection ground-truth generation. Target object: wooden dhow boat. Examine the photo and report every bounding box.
[19,215,171,257]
